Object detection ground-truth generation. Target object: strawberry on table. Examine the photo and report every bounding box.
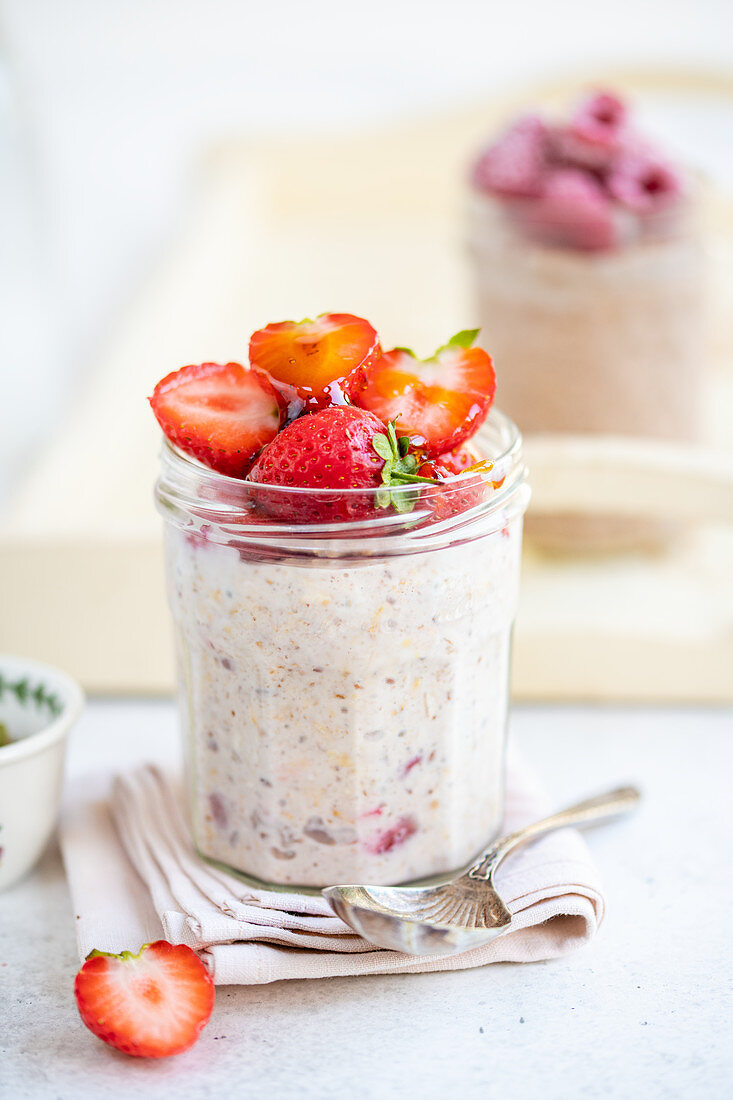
[249,313,380,411]
[346,330,496,457]
[150,361,286,478]
[74,940,215,1058]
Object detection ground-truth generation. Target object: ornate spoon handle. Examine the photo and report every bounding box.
[467,785,641,882]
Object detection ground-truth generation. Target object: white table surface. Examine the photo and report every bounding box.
[1,699,731,1099]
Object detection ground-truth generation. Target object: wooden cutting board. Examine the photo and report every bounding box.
[2,68,732,701]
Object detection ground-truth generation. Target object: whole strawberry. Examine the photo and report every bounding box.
[74,940,215,1058]
[247,406,432,523]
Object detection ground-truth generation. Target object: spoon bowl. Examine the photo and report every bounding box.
[324,785,640,956]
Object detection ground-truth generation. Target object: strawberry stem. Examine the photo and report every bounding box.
[389,471,442,485]
[372,419,443,514]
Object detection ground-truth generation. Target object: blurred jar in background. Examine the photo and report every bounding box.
[467,92,705,553]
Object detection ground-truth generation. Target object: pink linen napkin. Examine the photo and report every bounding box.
[60,756,605,984]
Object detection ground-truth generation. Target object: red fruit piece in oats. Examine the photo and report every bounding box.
[364,816,418,855]
[400,755,423,779]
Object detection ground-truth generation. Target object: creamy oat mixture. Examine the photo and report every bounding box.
[166,515,522,887]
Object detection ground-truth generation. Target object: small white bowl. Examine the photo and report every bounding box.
[0,655,84,891]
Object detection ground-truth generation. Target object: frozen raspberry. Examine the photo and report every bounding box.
[607,152,683,213]
[514,167,617,251]
[552,91,628,170]
[472,115,548,198]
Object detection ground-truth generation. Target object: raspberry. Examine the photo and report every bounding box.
[608,152,683,213]
[552,91,628,170]
[515,167,617,251]
[472,114,548,198]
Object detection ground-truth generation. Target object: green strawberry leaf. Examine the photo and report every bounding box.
[372,434,393,461]
[426,328,481,362]
[392,489,417,513]
[447,328,480,349]
[372,418,445,515]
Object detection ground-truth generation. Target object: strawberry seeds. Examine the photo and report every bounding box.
[150,314,499,524]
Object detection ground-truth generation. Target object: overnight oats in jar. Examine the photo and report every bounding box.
[467,91,704,551]
[151,313,529,889]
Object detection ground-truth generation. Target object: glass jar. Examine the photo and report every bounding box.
[156,410,529,890]
[467,186,704,552]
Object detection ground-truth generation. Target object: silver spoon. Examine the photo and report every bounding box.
[323,785,640,956]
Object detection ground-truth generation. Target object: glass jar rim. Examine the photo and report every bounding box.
[155,408,529,556]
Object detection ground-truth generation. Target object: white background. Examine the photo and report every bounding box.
[1,0,732,500]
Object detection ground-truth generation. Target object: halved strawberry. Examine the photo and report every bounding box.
[150,361,286,478]
[346,330,496,457]
[74,941,215,1058]
[249,313,380,410]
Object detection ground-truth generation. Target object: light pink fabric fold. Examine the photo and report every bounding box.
[60,757,605,984]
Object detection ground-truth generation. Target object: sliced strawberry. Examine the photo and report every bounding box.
[248,313,380,411]
[150,361,286,478]
[74,941,215,1058]
[347,331,496,457]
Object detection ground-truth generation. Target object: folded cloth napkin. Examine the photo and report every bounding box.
[60,756,605,985]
